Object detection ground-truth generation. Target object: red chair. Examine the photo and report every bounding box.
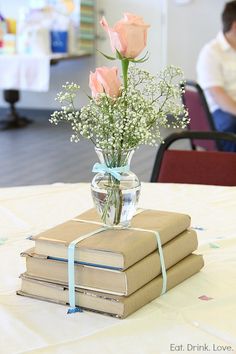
[151,131,236,186]
[182,80,220,151]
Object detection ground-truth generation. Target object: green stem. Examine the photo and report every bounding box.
[121,59,130,90]
[115,187,123,225]
[102,176,123,226]
[120,59,130,151]
[102,59,130,225]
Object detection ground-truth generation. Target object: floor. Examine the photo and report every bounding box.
[0,108,186,187]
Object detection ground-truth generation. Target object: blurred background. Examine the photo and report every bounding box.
[0,0,227,187]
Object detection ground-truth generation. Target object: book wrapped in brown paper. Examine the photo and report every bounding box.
[22,229,198,295]
[17,254,204,318]
[32,208,191,270]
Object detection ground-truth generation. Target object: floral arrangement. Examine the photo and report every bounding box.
[50,13,189,226]
[50,13,188,150]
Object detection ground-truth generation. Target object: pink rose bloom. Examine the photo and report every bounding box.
[89,66,121,98]
[100,13,150,59]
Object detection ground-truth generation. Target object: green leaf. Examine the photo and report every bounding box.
[129,52,150,63]
[129,57,149,63]
[115,49,124,60]
[139,51,149,60]
[97,49,116,61]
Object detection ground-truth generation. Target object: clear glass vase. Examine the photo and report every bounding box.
[91,148,141,227]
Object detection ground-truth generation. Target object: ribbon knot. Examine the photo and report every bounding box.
[92,163,129,181]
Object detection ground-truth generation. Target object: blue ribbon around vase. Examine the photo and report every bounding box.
[67,218,167,314]
[92,163,129,181]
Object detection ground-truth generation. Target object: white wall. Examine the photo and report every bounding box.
[95,0,166,74]
[0,0,29,16]
[0,0,95,109]
[0,0,229,109]
[166,0,227,79]
[0,0,166,109]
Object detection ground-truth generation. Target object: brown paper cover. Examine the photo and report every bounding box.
[32,208,191,269]
[18,254,204,318]
[23,229,197,295]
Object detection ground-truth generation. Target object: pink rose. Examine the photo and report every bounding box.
[89,66,121,98]
[100,13,150,59]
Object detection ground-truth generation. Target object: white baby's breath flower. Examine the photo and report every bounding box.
[50,65,188,150]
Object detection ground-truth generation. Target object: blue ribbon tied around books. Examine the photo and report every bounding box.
[67,218,168,314]
[92,163,129,181]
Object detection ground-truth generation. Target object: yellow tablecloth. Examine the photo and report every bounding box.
[0,183,235,354]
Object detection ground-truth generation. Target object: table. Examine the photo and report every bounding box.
[0,53,91,130]
[0,182,236,354]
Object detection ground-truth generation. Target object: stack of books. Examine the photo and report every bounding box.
[17,209,204,318]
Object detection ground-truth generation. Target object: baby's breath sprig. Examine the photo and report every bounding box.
[50,65,188,150]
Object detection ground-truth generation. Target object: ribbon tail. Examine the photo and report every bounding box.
[110,171,121,181]
[0,237,8,245]
[67,307,83,314]
[92,163,101,173]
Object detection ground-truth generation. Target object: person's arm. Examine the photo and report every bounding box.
[208,86,236,116]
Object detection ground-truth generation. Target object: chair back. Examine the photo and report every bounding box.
[182,80,219,151]
[151,131,236,186]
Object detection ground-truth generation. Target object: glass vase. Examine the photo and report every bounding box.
[91,148,141,227]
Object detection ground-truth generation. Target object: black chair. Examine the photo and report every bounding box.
[151,131,236,186]
[0,90,32,130]
[181,80,221,151]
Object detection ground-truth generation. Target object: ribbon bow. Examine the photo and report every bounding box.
[92,163,129,181]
